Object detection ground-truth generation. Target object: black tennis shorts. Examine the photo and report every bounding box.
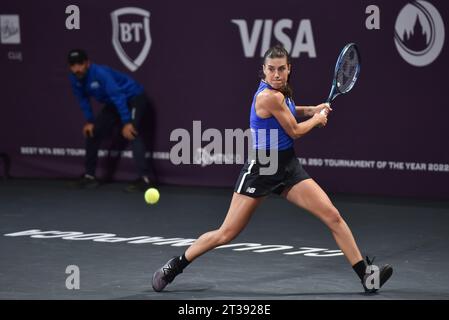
[234,148,311,198]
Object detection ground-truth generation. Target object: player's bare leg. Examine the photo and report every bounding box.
[152,193,264,292]
[283,179,393,292]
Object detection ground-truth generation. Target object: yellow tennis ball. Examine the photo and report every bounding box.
[145,188,160,205]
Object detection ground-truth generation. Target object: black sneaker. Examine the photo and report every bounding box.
[69,174,100,189]
[124,176,152,193]
[152,257,183,292]
[362,256,393,293]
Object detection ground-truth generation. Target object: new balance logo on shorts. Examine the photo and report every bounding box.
[246,187,256,194]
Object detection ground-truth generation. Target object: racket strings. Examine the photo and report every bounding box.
[336,47,359,93]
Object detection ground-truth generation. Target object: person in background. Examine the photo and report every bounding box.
[68,49,154,192]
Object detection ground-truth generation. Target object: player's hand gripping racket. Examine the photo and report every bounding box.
[320,43,361,115]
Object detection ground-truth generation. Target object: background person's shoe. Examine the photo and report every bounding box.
[124,176,152,193]
[69,174,100,189]
[152,257,183,292]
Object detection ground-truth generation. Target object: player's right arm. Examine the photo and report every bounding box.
[255,90,327,139]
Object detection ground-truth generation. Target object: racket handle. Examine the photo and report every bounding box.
[320,102,331,115]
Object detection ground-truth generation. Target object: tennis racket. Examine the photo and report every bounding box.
[320,43,361,115]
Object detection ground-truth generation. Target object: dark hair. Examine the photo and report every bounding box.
[67,49,89,65]
[261,44,293,98]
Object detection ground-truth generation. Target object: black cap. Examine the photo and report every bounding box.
[67,49,88,65]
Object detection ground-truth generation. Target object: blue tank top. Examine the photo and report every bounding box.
[250,80,296,150]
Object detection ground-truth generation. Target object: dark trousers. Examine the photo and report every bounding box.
[85,93,151,179]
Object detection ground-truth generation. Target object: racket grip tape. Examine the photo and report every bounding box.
[320,102,331,115]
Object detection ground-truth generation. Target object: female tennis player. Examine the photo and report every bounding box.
[152,45,392,293]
